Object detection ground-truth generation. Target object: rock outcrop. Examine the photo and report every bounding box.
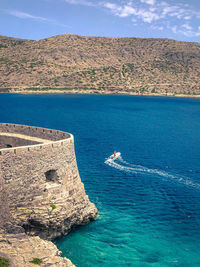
[0,232,75,267]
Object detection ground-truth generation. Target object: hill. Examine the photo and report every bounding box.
[0,34,200,95]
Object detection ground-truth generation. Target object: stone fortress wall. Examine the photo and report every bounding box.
[0,123,71,149]
[0,123,97,241]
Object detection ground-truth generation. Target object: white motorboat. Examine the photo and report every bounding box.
[108,152,121,160]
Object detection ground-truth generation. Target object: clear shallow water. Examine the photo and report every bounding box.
[1,94,200,266]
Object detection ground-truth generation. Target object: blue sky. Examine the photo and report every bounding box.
[0,0,200,42]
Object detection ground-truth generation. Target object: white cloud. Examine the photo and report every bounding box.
[65,0,95,6]
[151,25,163,31]
[168,24,200,37]
[184,16,191,20]
[7,10,48,21]
[103,1,200,24]
[103,3,122,14]
[64,0,200,25]
[140,0,156,6]
[172,26,177,33]
[5,10,69,27]
[182,24,192,30]
[181,30,200,37]
[103,3,159,23]
[62,0,200,39]
[161,5,180,17]
[137,9,160,23]
[118,6,137,17]
[103,3,137,18]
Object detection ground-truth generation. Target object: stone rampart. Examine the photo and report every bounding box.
[0,123,70,141]
[0,123,97,241]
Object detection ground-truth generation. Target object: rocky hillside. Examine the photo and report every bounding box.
[0,34,200,95]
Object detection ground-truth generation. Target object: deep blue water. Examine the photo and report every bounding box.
[1,94,200,266]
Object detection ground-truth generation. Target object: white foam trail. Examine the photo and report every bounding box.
[105,155,200,191]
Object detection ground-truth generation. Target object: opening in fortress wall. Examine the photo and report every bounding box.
[6,144,12,148]
[45,169,59,182]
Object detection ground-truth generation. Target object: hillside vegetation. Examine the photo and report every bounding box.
[0,34,200,95]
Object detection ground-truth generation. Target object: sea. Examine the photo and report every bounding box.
[1,93,200,267]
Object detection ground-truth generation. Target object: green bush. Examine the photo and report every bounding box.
[50,204,56,210]
[0,256,10,267]
[0,44,8,48]
[29,258,43,265]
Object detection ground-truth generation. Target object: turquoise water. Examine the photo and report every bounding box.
[1,94,200,266]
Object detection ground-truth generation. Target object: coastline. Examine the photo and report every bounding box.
[1,88,200,98]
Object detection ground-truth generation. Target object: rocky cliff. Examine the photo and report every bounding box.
[0,34,200,96]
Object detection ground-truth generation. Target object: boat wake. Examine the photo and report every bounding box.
[105,154,200,191]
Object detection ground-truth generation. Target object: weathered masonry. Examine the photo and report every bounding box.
[0,123,97,240]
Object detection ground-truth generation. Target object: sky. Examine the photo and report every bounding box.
[0,0,200,42]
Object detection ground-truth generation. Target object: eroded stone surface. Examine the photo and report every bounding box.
[0,232,75,267]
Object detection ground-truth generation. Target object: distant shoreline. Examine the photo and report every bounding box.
[1,89,200,98]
